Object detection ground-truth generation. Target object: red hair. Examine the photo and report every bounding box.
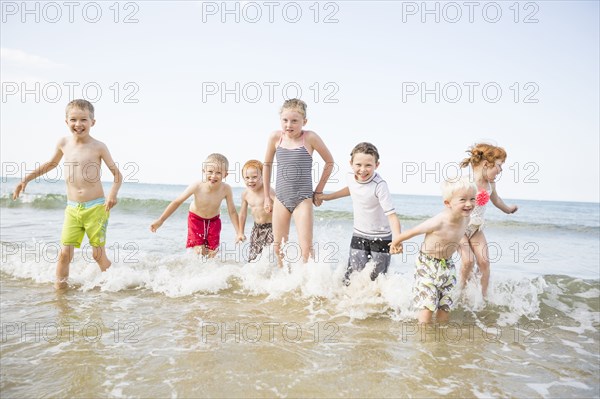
[460,143,507,168]
[242,160,263,176]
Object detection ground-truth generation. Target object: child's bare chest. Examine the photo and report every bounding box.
[63,145,100,166]
[246,191,264,208]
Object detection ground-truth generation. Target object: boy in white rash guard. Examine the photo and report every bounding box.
[317,142,401,284]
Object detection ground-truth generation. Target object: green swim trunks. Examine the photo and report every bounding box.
[61,198,109,248]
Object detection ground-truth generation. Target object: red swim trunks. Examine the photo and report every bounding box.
[186,212,221,250]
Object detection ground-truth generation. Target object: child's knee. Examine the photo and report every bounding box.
[92,247,108,263]
[92,252,103,262]
[59,248,72,261]
[479,262,490,276]
[478,259,490,271]
[461,258,475,270]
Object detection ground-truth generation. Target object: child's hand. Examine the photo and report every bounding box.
[105,196,118,211]
[508,205,518,214]
[389,241,403,255]
[236,234,246,243]
[264,197,273,214]
[12,181,27,200]
[150,220,163,232]
[313,192,324,207]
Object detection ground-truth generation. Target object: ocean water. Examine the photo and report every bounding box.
[1,178,599,398]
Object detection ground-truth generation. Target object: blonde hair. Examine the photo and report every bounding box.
[460,143,507,168]
[242,159,263,176]
[66,99,94,119]
[205,153,229,171]
[441,176,477,201]
[280,98,307,119]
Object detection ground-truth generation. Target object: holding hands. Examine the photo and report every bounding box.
[389,238,403,255]
[313,192,324,207]
[264,197,273,213]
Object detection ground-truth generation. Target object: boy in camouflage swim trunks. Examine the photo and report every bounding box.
[239,160,275,262]
[390,177,477,324]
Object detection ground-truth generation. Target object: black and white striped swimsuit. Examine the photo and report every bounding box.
[275,131,313,213]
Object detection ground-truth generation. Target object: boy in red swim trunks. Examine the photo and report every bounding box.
[150,153,244,257]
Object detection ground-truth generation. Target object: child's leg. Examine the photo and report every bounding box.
[292,198,314,263]
[418,309,433,324]
[92,245,111,271]
[346,241,369,284]
[193,245,210,256]
[435,309,450,323]
[468,231,491,296]
[272,198,292,266]
[55,245,74,289]
[369,250,391,281]
[207,248,219,258]
[459,235,475,288]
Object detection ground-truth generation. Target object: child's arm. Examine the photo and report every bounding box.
[12,140,64,200]
[308,132,335,197]
[99,143,123,211]
[321,187,350,202]
[150,184,196,232]
[262,132,278,213]
[490,183,518,214]
[224,185,244,243]
[238,191,248,242]
[389,216,440,254]
[387,213,402,241]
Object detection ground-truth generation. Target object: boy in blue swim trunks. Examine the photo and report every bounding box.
[13,99,123,289]
[390,177,477,324]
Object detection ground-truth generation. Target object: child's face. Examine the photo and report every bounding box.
[203,162,227,185]
[243,167,263,191]
[280,109,307,138]
[483,160,504,182]
[351,152,379,182]
[445,188,476,217]
[65,107,95,137]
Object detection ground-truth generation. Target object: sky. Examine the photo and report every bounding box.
[1,0,599,203]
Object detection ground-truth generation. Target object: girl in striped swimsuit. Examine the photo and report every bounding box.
[262,99,334,266]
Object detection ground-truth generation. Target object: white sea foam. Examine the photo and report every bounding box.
[527,379,593,396]
[0,244,592,330]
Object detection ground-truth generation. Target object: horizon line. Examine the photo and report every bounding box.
[1,176,598,205]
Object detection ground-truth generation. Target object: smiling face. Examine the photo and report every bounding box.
[65,107,95,139]
[351,152,379,182]
[243,166,263,191]
[203,162,226,186]
[445,187,477,217]
[280,109,306,139]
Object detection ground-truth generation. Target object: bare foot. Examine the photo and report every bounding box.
[54,278,69,290]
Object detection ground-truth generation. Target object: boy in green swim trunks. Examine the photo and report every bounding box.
[13,99,123,289]
[390,177,477,324]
